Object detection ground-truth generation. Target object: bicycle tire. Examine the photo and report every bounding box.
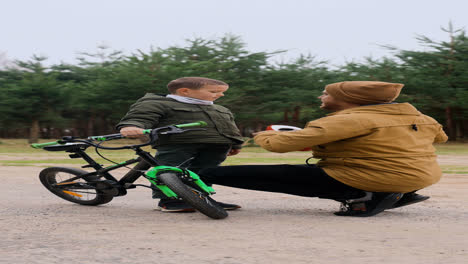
[39,167,114,206]
[158,172,228,219]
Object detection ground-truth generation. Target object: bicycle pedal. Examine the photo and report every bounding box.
[69,153,81,159]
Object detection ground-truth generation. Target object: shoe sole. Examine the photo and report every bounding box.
[156,206,196,212]
[156,206,241,212]
[390,196,430,209]
[356,193,403,217]
[223,206,241,211]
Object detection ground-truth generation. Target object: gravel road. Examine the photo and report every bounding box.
[1,164,467,264]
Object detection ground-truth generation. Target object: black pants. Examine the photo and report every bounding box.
[199,164,366,200]
[152,143,232,198]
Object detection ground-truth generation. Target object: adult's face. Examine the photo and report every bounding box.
[318,90,358,111]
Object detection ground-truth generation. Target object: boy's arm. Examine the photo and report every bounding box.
[116,100,165,131]
[221,106,244,149]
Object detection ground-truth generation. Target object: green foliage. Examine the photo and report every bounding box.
[1,27,468,140]
[0,56,64,124]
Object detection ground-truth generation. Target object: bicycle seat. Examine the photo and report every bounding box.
[43,143,89,152]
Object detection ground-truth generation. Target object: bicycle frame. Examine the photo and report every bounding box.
[31,121,215,198]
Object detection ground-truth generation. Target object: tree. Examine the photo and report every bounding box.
[388,23,468,140]
[0,56,64,142]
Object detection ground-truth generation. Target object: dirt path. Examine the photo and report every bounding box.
[1,164,467,264]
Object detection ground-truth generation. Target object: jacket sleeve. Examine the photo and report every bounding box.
[254,116,369,153]
[116,100,166,130]
[223,107,244,148]
[434,125,449,143]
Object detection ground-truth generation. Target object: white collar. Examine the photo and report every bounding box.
[166,94,213,105]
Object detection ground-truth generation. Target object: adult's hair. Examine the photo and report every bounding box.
[167,77,228,94]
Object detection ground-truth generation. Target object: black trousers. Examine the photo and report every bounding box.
[152,143,232,198]
[199,164,366,200]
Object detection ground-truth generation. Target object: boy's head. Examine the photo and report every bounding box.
[167,77,229,102]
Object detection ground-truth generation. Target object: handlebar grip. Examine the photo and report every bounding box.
[174,121,207,128]
[31,141,63,149]
[88,133,123,141]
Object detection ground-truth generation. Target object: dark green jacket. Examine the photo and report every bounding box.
[116,94,244,148]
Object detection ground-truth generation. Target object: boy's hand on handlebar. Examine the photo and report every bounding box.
[120,126,146,138]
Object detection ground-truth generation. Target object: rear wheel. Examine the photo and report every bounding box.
[39,167,113,206]
[158,172,228,219]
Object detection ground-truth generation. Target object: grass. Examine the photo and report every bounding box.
[434,143,468,155]
[439,165,468,174]
[0,139,466,172]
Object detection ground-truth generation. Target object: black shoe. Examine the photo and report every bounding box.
[157,198,241,212]
[334,192,403,217]
[157,198,196,212]
[215,201,241,211]
[390,192,430,209]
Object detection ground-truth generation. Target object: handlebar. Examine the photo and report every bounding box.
[31,140,64,149]
[174,121,207,128]
[31,121,208,150]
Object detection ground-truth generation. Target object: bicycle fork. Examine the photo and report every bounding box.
[145,166,216,198]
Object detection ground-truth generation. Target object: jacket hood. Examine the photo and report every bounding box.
[329,103,422,116]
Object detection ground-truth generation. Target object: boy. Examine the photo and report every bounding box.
[116,77,244,212]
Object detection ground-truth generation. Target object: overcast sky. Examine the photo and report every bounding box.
[2,0,468,66]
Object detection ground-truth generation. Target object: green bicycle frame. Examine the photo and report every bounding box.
[145,166,216,198]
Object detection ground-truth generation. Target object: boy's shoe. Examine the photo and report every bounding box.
[215,201,242,210]
[334,192,403,217]
[156,198,241,212]
[157,199,196,212]
[389,192,429,209]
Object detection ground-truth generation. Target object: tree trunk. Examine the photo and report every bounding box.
[28,119,40,143]
[455,109,464,140]
[445,106,456,140]
[282,108,289,123]
[255,122,264,132]
[456,120,463,140]
[292,106,301,123]
[87,113,96,136]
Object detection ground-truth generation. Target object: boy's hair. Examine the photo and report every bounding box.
[167,77,228,94]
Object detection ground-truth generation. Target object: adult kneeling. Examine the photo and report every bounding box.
[200,81,448,217]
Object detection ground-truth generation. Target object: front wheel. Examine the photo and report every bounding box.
[158,172,228,219]
[39,167,114,206]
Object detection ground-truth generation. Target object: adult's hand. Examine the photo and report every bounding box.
[251,131,268,137]
[227,148,241,156]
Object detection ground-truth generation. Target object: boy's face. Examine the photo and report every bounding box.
[177,85,229,102]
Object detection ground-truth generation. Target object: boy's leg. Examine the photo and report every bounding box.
[153,144,231,195]
[185,144,231,173]
[153,144,237,211]
[184,144,241,210]
[152,144,199,199]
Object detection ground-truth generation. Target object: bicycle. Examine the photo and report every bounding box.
[31,121,228,219]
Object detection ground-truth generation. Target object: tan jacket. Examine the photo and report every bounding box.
[254,103,448,192]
